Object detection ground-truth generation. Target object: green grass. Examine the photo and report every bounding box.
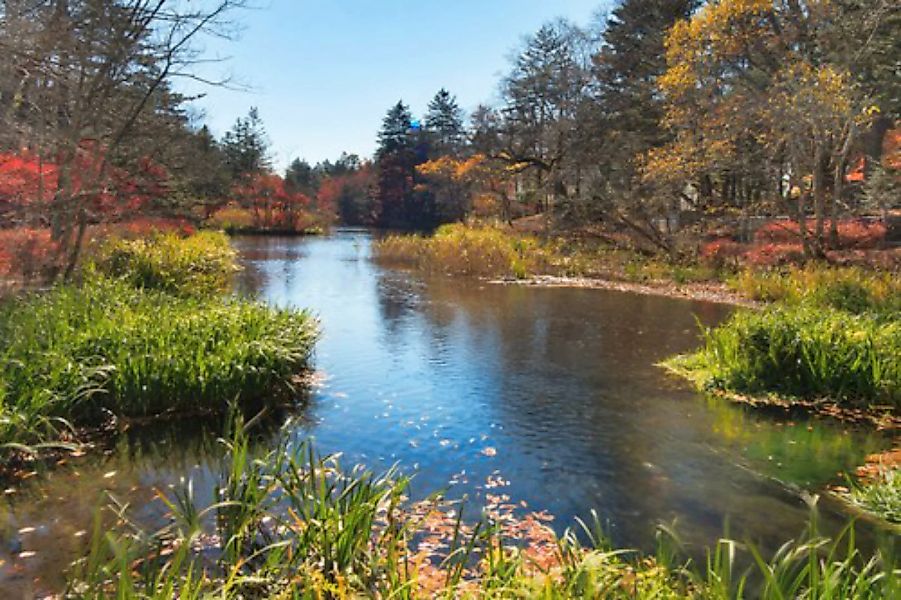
[844,470,901,525]
[665,306,899,409]
[0,277,318,454]
[67,422,899,598]
[92,231,240,297]
[728,265,901,313]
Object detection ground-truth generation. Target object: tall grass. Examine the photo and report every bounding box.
[67,423,899,598]
[375,222,542,278]
[92,231,240,297]
[665,306,899,409]
[729,265,901,313]
[0,278,318,452]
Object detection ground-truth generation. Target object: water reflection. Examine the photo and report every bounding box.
[0,229,892,597]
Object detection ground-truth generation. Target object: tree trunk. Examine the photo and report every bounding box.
[812,143,827,257]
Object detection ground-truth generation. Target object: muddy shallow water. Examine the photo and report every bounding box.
[0,229,893,596]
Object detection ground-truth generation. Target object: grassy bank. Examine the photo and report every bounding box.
[68,424,898,598]
[0,234,318,458]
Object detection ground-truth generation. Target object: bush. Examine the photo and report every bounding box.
[668,305,899,408]
[0,228,60,280]
[754,219,886,250]
[0,278,318,450]
[699,238,745,270]
[93,231,239,296]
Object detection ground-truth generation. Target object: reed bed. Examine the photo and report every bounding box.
[375,223,542,278]
[68,421,899,598]
[92,231,240,297]
[665,306,899,409]
[0,277,318,453]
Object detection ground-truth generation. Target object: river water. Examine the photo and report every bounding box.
[0,229,893,596]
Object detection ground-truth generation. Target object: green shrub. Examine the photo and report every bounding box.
[844,469,901,524]
[93,231,239,296]
[667,306,900,408]
[0,278,318,450]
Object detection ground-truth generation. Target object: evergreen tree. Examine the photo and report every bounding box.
[285,158,317,195]
[376,101,415,157]
[425,89,465,156]
[589,0,698,182]
[375,101,430,227]
[222,107,272,180]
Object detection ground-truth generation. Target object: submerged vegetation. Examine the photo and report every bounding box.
[0,233,318,458]
[69,422,899,598]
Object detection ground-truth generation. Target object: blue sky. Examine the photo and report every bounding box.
[183,0,605,170]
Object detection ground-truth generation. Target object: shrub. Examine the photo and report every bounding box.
[668,305,899,408]
[754,219,886,250]
[0,279,318,450]
[699,238,745,270]
[0,228,60,279]
[93,231,239,296]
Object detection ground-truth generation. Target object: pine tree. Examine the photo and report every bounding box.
[375,101,424,226]
[222,107,272,180]
[376,101,414,157]
[425,89,465,156]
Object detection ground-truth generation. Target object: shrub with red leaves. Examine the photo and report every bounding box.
[699,238,745,269]
[754,219,886,250]
[0,228,60,279]
[745,242,806,267]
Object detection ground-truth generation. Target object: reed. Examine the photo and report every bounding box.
[0,278,318,453]
[67,423,899,598]
[665,306,899,409]
[92,231,240,297]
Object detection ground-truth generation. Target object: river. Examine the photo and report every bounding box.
[0,229,892,596]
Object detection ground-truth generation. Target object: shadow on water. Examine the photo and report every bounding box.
[0,229,894,596]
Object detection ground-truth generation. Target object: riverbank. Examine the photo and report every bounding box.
[66,422,898,598]
[0,232,318,467]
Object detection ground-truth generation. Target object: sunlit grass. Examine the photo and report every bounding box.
[68,420,900,598]
[665,305,899,409]
[0,278,318,454]
[92,230,240,297]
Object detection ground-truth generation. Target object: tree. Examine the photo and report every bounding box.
[425,89,465,157]
[0,0,247,278]
[499,20,590,215]
[222,107,271,180]
[375,101,424,227]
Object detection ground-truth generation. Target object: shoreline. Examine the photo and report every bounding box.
[489,274,760,308]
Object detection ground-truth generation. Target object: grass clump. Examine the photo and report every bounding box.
[93,231,239,297]
[729,265,900,313]
[665,306,899,409]
[0,278,317,452]
[844,469,901,525]
[68,424,899,598]
[375,222,541,278]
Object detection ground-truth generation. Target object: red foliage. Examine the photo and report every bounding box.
[745,243,806,267]
[0,147,170,223]
[0,228,60,278]
[754,219,886,250]
[231,173,313,231]
[699,238,745,268]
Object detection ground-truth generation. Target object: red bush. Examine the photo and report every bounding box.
[745,242,805,267]
[0,228,60,278]
[754,219,885,249]
[699,238,745,268]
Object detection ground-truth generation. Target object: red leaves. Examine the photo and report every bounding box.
[230,173,312,230]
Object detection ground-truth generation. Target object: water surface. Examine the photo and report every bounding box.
[0,229,892,596]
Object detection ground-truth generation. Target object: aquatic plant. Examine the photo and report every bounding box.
[92,231,239,297]
[67,423,899,598]
[375,222,542,278]
[0,278,318,453]
[666,305,900,408]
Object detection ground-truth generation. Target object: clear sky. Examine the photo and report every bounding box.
[183,0,605,170]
